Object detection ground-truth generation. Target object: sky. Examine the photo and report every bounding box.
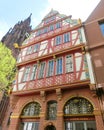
[0,0,100,40]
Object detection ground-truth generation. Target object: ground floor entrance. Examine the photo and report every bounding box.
[65,120,96,130]
[45,125,56,130]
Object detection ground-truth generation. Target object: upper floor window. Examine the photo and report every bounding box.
[47,60,54,77]
[44,27,48,33]
[30,64,37,80]
[38,62,45,79]
[64,33,70,43]
[56,57,62,75]
[99,21,104,36]
[27,46,32,55]
[66,55,73,73]
[33,44,39,52]
[56,36,62,45]
[56,22,61,29]
[23,66,30,82]
[36,30,41,36]
[50,25,54,31]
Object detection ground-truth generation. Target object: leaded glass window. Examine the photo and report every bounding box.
[47,60,54,77]
[21,102,41,116]
[23,66,30,82]
[64,97,93,115]
[47,101,57,120]
[66,55,73,73]
[30,64,37,80]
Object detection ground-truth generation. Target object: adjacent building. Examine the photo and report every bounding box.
[85,0,104,124]
[8,9,104,130]
[1,15,32,58]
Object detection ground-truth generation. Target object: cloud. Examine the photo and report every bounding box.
[46,0,100,21]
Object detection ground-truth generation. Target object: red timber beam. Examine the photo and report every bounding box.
[16,43,86,67]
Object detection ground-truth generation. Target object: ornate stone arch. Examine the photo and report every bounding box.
[63,96,94,115]
[19,99,42,116]
[20,101,41,116]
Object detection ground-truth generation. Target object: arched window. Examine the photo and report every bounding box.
[21,102,41,116]
[20,102,41,130]
[64,97,94,115]
[64,97,96,130]
[47,101,57,120]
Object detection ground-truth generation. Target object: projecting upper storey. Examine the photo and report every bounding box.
[17,9,86,65]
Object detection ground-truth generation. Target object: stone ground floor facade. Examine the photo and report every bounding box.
[2,84,104,130]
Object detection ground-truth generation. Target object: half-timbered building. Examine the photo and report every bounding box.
[9,10,103,130]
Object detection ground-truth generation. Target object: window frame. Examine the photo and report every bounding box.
[65,54,73,73]
[56,57,63,75]
[55,35,62,45]
[56,22,61,29]
[38,62,46,79]
[30,64,37,80]
[33,43,39,53]
[99,20,104,36]
[22,66,31,82]
[47,60,54,77]
[64,32,70,43]
[26,46,33,55]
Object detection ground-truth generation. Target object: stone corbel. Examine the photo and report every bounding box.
[37,60,40,66]
[53,55,56,62]
[89,84,96,97]
[40,91,46,102]
[56,88,62,100]
[81,46,86,54]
